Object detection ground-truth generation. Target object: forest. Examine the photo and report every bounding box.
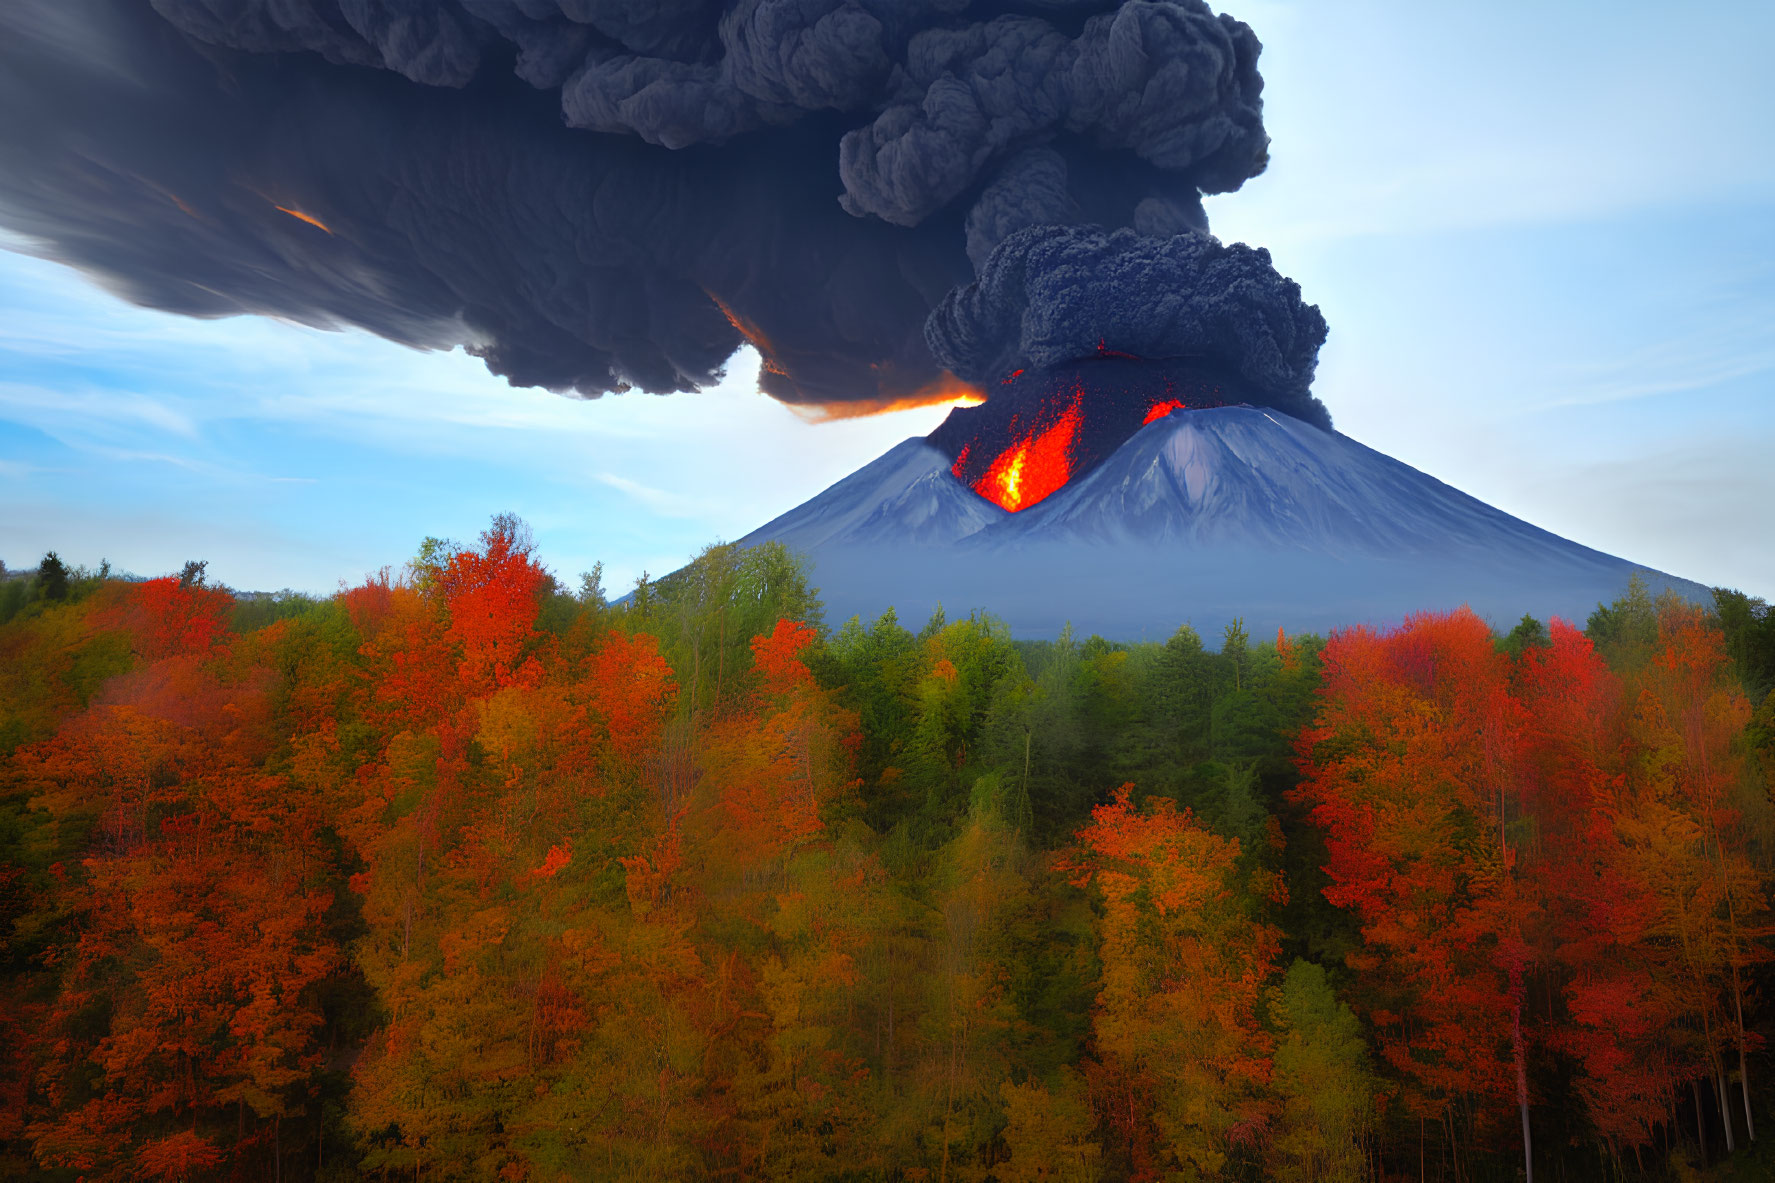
[2,517,1774,1182]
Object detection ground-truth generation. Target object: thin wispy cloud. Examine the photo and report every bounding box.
[0,381,199,438]
[593,472,721,521]
[60,442,316,486]
[1548,338,1775,410]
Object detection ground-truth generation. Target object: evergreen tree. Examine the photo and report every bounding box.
[36,552,68,602]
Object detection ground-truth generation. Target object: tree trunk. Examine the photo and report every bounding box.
[1516,1024,1533,1183]
[939,1026,957,1183]
[1511,966,1533,1183]
[1694,1076,1709,1164]
[1732,954,1757,1141]
[715,608,726,707]
[1709,798,1757,1145]
[886,990,894,1081]
[1022,729,1031,807]
[1717,1068,1736,1153]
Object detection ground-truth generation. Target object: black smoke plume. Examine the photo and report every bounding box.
[0,0,1321,419]
[926,224,1331,428]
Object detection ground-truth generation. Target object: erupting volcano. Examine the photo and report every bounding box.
[737,394,1709,639]
[932,356,1246,512]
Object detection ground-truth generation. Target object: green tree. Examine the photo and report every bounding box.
[578,561,606,609]
[829,608,923,828]
[36,552,68,602]
[1712,586,1775,700]
[1500,613,1549,656]
[0,573,26,626]
[1265,960,1378,1183]
[1140,624,1216,777]
[1222,617,1250,691]
[639,541,823,721]
[405,534,456,592]
[1585,573,1664,670]
[998,1070,1101,1183]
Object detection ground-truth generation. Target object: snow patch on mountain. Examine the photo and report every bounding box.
[738,438,1004,552]
[987,407,1624,568]
[732,407,1708,640]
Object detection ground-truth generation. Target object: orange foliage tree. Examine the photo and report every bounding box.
[1617,603,1766,1153]
[1061,784,1280,1179]
[17,580,341,1179]
[687,618,884,1176]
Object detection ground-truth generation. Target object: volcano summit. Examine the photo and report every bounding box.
[738,377,1708,639]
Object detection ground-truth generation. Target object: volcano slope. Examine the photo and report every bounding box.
[737,404,1709,640]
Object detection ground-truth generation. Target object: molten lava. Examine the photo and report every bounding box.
[930,357,1247,513]
[1143,398,1187,425]
[965,391,1082,512]
[274,205,332,233]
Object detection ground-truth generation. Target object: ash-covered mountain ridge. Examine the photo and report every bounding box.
[737,405,1708,640]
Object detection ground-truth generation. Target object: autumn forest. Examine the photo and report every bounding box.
[3,517,1774,1183]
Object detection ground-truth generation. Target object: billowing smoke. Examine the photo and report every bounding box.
[0,0,1322,419]
[927,225,1331,428]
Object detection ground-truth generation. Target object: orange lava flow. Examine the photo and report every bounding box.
[968,393,1082,512]
[1142,398,1186,425]
[274,205,332,234]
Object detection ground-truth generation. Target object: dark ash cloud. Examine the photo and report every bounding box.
[925,224,1331,428]
[0,0,1318,417]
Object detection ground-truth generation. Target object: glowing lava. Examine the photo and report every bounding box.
[274,205,332,233]
[1142,398,1187,425]
[965,392,1082,512]
[930,357,1246,512]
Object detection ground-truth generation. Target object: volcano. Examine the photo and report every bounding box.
[738,368,1708,639]
[931,356,1251,513]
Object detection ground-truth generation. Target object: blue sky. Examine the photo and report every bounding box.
[2,0,1772,601]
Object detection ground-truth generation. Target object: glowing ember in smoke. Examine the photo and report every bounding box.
[792,374,985,422]
[707,291,771,350]
[134,174,200,221]
[1095,338,1140,361]
[705,288,802,380]
[1142,398,1187,425]
[965,390,1082,512]
[274,204,332,233]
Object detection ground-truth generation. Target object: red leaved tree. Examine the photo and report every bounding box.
[1295,609,1537,1176]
